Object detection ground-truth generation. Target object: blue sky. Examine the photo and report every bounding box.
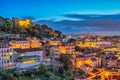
[1,0,120,34]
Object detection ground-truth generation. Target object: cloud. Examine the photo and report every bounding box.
[60,14,120,30]
[35,13,120,34]
[63,14,120,20]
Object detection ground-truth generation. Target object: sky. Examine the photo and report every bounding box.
[1,0,120,34]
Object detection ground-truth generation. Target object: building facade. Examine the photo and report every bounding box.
[0,43,14,68]
[9,38,42,49]
[14,48,43,69]
[59,43,75,54]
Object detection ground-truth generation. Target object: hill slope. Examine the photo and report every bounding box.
[0,17,65,38]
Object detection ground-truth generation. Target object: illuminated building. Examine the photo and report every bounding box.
[59,43,75,54]
[96,41,112,47]
[77,41,98,48]
[9,38,42,49]
[9,38,43,69]
[14,48,43,69]
[49,40,61,46]
[80,64,92,73]
[0,43,14,68]
[18,19,31,28]
[27,37,42,48]
[76,55,101,69]
[12,18,31,28]
[76,38,112,48]
[105,54,119,69]
[9,40,30,49]
[76,38,98,48]
[76,36,112,48]
[49,46,60,57]
[59,46,66,54]
[117,60,120,68]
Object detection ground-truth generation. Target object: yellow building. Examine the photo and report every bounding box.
[18,19,31,28]
[49,40,61,46]
[76,38,99,48]
[9,40,30,49]
[59,44,75,54]
[77,41,98,48]
[76,58,93,68]
[59,46,66,54]
[9,38,42,49]
[27,38,42,48]
[76,57,101,69]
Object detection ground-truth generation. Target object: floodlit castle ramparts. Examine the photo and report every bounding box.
[12,18,31,28]
[18,19,31,28]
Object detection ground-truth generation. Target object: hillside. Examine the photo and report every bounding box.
[0,16,65,39]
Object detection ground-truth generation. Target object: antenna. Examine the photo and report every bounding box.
[87,30,90,35]
[87,29,92,35]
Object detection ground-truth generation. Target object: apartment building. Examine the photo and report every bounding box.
[0,43,14,68]
[59,43,75,54]
[9,38,42,49]
[14,48,43,69]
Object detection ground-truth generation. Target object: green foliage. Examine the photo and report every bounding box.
[68,38,76,43]
[0,64,72,80]
[75,46,81,51]
[76,69,85,76]
[59,54,73,71]
[0,17,65,39]
[38,64,48,74]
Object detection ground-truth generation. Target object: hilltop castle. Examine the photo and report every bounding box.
[12,18,31,28]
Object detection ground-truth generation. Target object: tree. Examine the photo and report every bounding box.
[0,17,64,39]
[38,64,48,74]
[6,73,14,80]
[59,54,73,71]
[0,65,72,80]
[75,46,81,51]
[68,38,76,43]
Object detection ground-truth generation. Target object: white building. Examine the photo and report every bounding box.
[14,48,43,69]
[0,43,14,68]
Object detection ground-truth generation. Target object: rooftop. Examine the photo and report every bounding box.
[14,48,43,53]
[91,58,97,61]
[0,43,11,48]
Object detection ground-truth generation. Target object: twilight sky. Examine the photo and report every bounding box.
[1,0,120,34]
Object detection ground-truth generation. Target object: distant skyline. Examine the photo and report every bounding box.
[1,0,120,34]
